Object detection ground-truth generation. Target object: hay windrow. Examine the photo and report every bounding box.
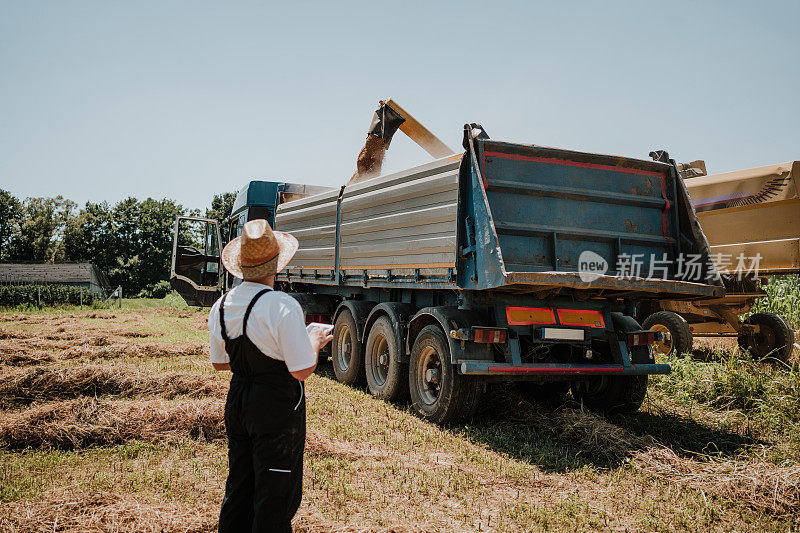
[42,327,158,341]
[0,366,225,406]
[0,337,207,367]
[59,341,207,361]
[0,490,217,532]
[0,397,225,449]
[1,337,74,352]
[1,316,157,343]
[0,329,31,340]
[0,314,30,322]
[0,350,54,366]
[635,446,800,518]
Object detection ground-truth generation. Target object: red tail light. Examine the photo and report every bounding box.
[473,328,508,344]
[305,314,330,325]
[627,331,657,346]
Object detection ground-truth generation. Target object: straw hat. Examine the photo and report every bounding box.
[221,219,299,280]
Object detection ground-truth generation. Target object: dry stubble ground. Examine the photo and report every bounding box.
[0,301,798,532]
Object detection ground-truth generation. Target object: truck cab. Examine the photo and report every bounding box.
[170,180,334,306]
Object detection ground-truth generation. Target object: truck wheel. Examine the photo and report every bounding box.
[516,381,569,406]
[332,309,365,386]
[409,325,481,424]
[364,315,408,400]
[571,314,649,414]
[642,311,693,358]
[738,312,794,363]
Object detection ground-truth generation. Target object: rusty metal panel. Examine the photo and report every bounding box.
[274,188,340,273]
[339,156,461,276]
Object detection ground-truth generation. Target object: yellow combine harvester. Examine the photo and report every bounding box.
[640,161,799,361]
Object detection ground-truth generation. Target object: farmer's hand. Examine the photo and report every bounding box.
[308,326,333,354]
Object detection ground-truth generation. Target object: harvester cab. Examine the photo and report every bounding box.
[170,181,334,306]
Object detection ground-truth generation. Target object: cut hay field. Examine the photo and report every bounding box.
[1,303,799,532]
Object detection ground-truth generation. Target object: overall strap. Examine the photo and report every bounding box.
[218,292,230,342]
[243,288,273,338]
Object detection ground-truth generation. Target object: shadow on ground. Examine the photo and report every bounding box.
[612,409,762,458]
[314,359,761,472]
[462,387,763,472]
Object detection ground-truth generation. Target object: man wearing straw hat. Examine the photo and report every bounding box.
[208,218,332,532]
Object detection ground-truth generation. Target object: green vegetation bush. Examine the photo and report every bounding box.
[137,280,172,299]
[654,352,800,457]
[749,275,800,328]
[0,284,95,306]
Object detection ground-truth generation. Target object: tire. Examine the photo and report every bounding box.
[408,325,481,424]
[642,311,693,358]
[738,312,794,363]
[516,381,570,406]
[332,309,365,385]
[364,315,409,400]
[570,314,649,414]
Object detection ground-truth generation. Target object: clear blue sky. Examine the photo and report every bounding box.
[1,1,798,211]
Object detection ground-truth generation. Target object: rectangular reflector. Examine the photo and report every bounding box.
[542,328,586,341]
[506,307,556,325]
[556,309,605,328]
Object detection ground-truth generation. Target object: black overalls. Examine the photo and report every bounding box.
[217,288,306,533]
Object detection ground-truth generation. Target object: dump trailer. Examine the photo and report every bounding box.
[639,161,799,362]
[171,125,722,423]
[176,126,723,424]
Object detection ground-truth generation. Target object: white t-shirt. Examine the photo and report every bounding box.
[208,282,317,372]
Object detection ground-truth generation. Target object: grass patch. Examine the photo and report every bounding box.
[749,275,800,328]
[652,351,800,461]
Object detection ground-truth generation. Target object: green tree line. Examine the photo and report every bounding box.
[0,189,236,296]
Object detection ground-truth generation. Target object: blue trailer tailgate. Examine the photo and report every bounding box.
[480,141,675,275]
[457,137,723,299]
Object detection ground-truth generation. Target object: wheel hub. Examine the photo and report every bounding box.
[336,326,352,371]
[649,324,673,357]
[425,368,440,384]
[752,326,776,356]
[367,334,390,386]
[416,345,443,406]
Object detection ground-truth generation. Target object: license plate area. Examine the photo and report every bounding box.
[540,327,587,341]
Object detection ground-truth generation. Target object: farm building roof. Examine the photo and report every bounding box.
[0,262,112,290]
